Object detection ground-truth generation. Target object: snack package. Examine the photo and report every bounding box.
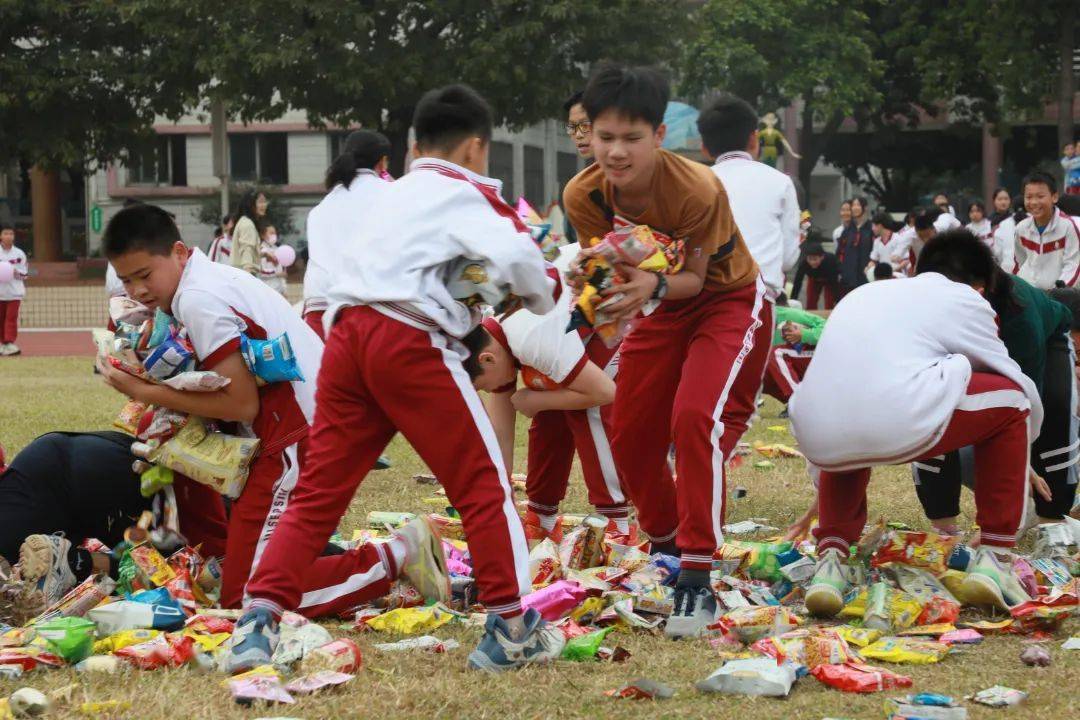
[271,622,333,668]
[696,658,798,697]
[521,580,587,622]
[558,515,607,571]
[715,605,801,644]
[34,616,96,663]
[240,332,305,384]
[299,638,363,675]
[113,400,149,435]
[724,541,794,583]
[364,605,454,635]
[86,600,185,635]
[591,225,671,272]
[284,670,354,695]
[871,530,957,574]
[142,327,194,380]
[146,417,260,499]
[92,629,161,655]
[371,636,460,653]
[969,685,1027,707]
[230,676,295,706]
[184,614,234,635]
[32,574,115,623]
[139,465,174,498]
[810,661,913,693]
[528,538,562,586]
[445,258,512,310]
[109,297,153,326]
[939,629,982,645]
[887,694,967,719]
[114,633,194,670]
[128,544,176,588]
[562,627,615,661]
[160,371,231,392]
[860,637,950,664]
[605,678,676,700]
[835,626,883,648]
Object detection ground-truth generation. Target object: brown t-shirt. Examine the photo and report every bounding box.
[564,149,758,293]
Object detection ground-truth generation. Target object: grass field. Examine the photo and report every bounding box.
[0,356,1076,719]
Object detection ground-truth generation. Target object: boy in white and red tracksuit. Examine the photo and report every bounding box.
[465,293,627,539]
[99,206,450,623]
[229,84,566,675]
[565,66,771,639]
[791,229,1042,617]
[303,130,392,340]
[1013,171,1080,290]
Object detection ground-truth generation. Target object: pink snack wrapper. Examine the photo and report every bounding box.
[521,580,587,621]
[939,629,983,645]
[230,676,295,705]
[283,670,354,694]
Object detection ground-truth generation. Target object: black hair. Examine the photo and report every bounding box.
[914,207,944,231]
[850,197,869,214]
[562,90,584,116]
[325,130,392,190]
[697,93,758,157]
[775,291,789,307]
[871,211,901,232]
[968,200,985,214]
[1022,171,1057,195]
[582,63,669,129]
[1048,287,1080,331]
[221,214,233,226]
[801,240,826,256]
[236,189,267,235]
[102,204,183,258]
[933,192,950,204]
[0,222,13,233]
[915,228,997,290]
[992,187,1011,203]
[413,84,493,154]
[905,206,924,225]
[873,262,894,280]
[461,324,494,381]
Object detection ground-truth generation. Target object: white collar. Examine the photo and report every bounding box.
[713,151,754,164]
[409,157,499,188]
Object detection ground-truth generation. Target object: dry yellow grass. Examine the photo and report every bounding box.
[0,357,1076,719]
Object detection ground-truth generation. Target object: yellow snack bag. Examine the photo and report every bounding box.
[219,664,279,688]
[835,625,883,648]
[91,628,160,654]
[182,629,231,653]
[898,623,956,637]
[860,637,950,664]
[148,417,260,499]
[365,605,455,634]
[570,597,607,624]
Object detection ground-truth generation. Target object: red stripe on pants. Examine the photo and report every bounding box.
[303,310,325,341]
[242,306,529,616]
[0,300,19,343]
[814,372,1030,553]
[761,346,813,404]
[611,280,772,569]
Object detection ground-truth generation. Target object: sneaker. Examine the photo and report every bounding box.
[523,510,563,547]
[962,546,1031,611]
[16,534,76,607]
[1032,522,1076,561]
[467,608,565,673]
[224,607,280,674]
[394,516,451,604]
[5,344,19,356]
[805,548,850,618]
[664,585,718,639]
[0,343,13,356]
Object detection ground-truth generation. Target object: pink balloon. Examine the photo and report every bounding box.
[274,244,296,268]
[0,262,14,283]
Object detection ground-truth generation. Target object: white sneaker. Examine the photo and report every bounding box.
[17,534,77,607]
[0,343,14,356]
[394,516,451,604]
[962,546,1031,611]
[805,548,850,618]
[5,344,19,356]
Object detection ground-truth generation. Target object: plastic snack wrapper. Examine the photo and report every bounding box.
[521,580,587,622]
[590,225,672,272]
[372,636,460,653]
[31,574,115,624]
[299,638,362,675]
[91,629,160,655]
[109,297,153,327]
[715,605,801,644]
[271,622,333,667]
[241,333,305,384]
[558,515,608,571]
[231,676,296,706]
[113,400,148,435]
[835,626,883,648]
[860,636,950,664]
[696,657,799,697]
[33,616,96,663]
[871,530,957,574]
[723,541,794,583]
[160,371,231,392]
[142,327,194,380]
[283,670,354,695]
[1019,644,1051,666]
[143,416,260,499]
[605,678,675,700]
[887,693,968,720]
[363,605,454,635]
[969,685,1028,708]
[87,600,185,635]
[811,661,913,693]
[528,538,562,586]
[562,627,615,660]
[939,628,982,645]
[128,544,176,588]
[113,633,194,670]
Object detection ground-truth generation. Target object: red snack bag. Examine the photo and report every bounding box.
[870,530,957,574]
[185,614,235,635]
[115,633,194,670]
[811,661,913,693]
[917,595,961,625]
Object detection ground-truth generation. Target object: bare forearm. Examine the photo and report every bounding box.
[528,388,607,412]
[139,384,257,424]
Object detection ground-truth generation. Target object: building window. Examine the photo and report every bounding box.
[557,152,580,190]
[229,133,288,185]
[128,135,187,186]
[328,131,350,163]
[523,145,544,208]
[488,141,514,200]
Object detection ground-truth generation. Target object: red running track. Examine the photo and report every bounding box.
[3,330,95,358]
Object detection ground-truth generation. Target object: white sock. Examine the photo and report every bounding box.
[387,537,408,574]
[503,614,527,641]
[611,517,629,534]
[537,513,558,532]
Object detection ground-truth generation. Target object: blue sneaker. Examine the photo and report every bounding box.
[224,607,280,674]
[467,608,565,673]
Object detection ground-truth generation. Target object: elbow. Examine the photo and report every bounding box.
[594,376,616,407]
[224,397,260,425]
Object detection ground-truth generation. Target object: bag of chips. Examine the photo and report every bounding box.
[811,661,913,693]
[871,530,957,574]
[240,333,305,384]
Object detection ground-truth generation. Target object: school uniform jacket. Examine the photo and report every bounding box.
[788,272,1042,471]
[1013,210,1080,289]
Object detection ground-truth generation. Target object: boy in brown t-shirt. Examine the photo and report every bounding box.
[564,64,772,638]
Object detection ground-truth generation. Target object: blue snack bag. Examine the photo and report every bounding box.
[143,327,194,380]
[240,332,305,383]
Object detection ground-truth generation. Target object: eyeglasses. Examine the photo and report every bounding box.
[565,121,592,136]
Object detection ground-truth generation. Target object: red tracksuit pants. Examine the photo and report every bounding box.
[761,345,814,404]
[243,306,529,618]
[611,278,772,570]
[804,279,836,310]
[303,310,325,341]
[814,372,1031,553]
[0,300,19,344]
[526,337,628,519]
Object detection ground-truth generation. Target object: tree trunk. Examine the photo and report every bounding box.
[384,106,414,179]
[1057,0,1076,152]
[797,103,816,199]
[30,165,62,261]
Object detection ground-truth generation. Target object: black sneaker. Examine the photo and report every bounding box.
[664,585,717,639]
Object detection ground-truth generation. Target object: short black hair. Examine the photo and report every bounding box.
[562,90,584,116]
[915,228,997,289]
[582,63,669,129]
[0,222,13,233]
[325,130,392,190]
[968,200,985,214]
[801,240,826,256]
[413,84,493,154]
[1022,171,1057,195]
[102,204,182,258]
[873,262,894,280]
[871,211,900,232]
[1048,288,1080,331]
[914,207,944,231]
[697,93,758,158]
[461,324,494,381]
[221,213,233,226]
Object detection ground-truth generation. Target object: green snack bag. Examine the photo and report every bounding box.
[731,541,795,583]
[561,627,614,661]
[140,465,174,498]
[35,616,97,663]
[116,547,137,596]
